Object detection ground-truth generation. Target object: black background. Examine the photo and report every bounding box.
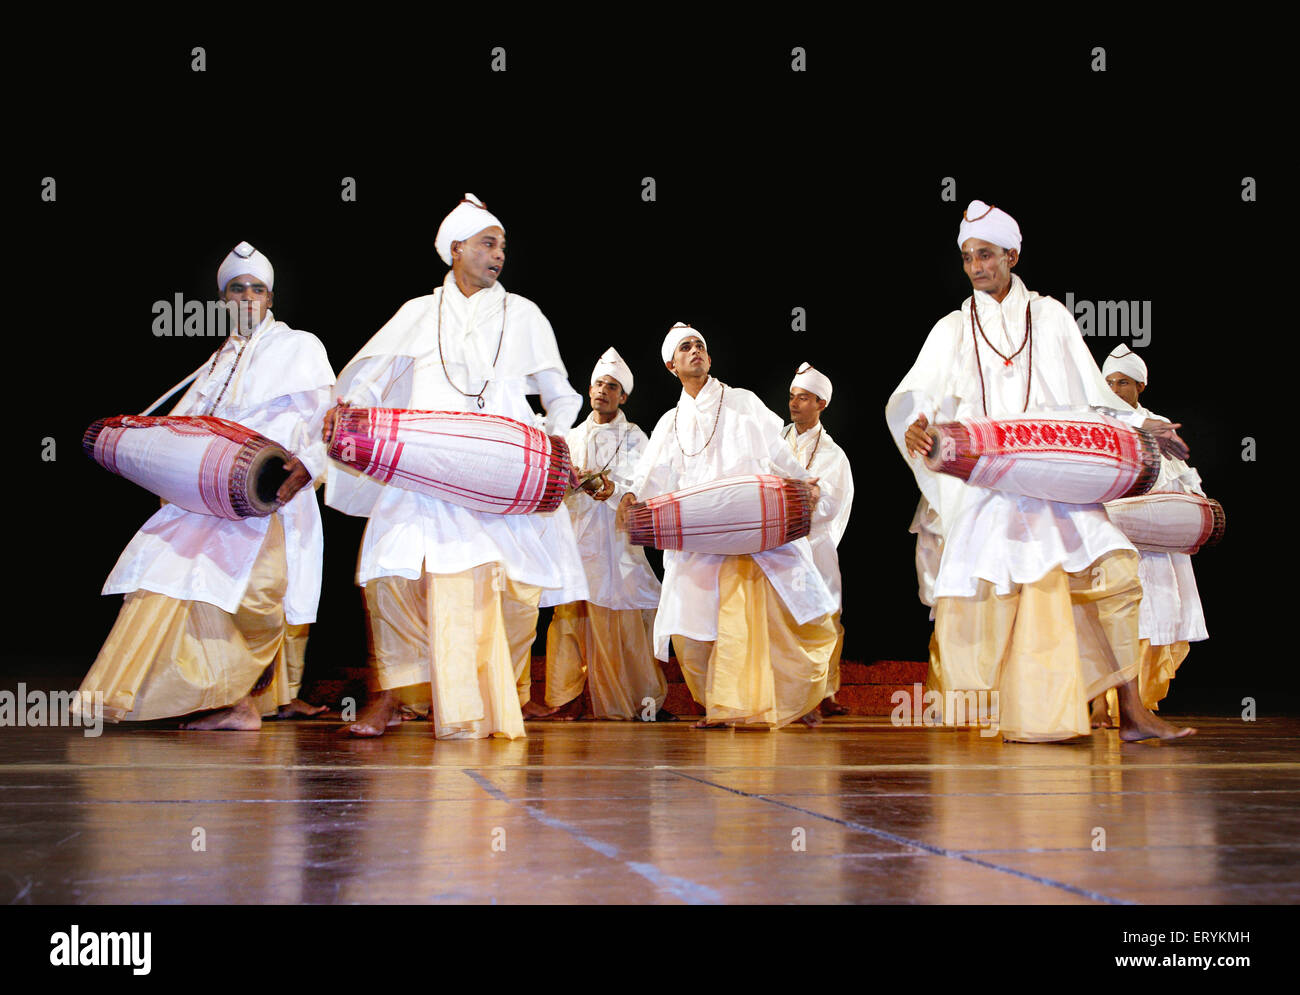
[6,27,1283,714]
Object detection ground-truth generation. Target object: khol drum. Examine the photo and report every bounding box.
[1104,492,1225,554]
[84,415,291,519]
[627,474,813,554]
[327,407,572,515]
[924,410,1161,504]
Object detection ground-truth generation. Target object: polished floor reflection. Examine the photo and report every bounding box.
[2,716,1297,904]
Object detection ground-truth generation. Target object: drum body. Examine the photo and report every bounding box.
[925,411,1161,504]
[84,415,290,519]
[627,474,813,554]
[1104,492,1225,554]
[328,407,572,515]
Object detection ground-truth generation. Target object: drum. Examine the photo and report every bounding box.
[627,474,813,554]
[327,407,572,515]
[84,415,291,519]
[1104,492,1225,554]
[924,410,1161,504]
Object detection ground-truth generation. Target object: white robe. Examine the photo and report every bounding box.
[102,313,335,624]
[886,274,1149,598]
[326,274,588,604]
[564,410,661,611]
[780,422,853,608]
[1122,405,1209,646]
[630,376,838,661]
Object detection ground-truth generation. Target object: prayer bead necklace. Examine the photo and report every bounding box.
[674,385,726,458]
[437,288,509,409]
[798,426,823,470]
[202,334,250,415]
[970,297,1033,415]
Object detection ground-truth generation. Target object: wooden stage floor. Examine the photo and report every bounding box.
[2,716,1297,905]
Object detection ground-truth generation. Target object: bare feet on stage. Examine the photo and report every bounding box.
[346,690,404,737]
[275,698,328,719]
[798,708,823,727]
[180,696,261,731]
[526,697,585,721]
[1090,696,1116,729]
[521,699,559,720]
[820,696,850,717]
[1116,680,1195,741]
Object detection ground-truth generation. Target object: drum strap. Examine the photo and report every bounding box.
[138,362,209,416]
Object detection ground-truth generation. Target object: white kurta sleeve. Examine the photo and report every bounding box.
[527,368,583,435]
[253,387,333,481]
[629,413,679,501]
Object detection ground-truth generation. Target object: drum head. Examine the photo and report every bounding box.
[241,443,293,516]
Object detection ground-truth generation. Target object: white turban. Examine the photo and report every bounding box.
[435,193,505,267]
[790,362,832,405]
[1102,344,1149,386]
[661,321,707,365]
[217,241,274,293]
[957,200,1022,253]
[591,347,634,395]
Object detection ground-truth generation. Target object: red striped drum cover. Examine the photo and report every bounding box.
[924,410,1161,504]
[1104,492,1225,555]
[83,415,291,519]
[327,407,572,515]
[627,474,813,554]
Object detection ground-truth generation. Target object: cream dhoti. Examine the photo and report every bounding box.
[544,409,666,719]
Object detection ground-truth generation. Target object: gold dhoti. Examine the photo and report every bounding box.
[80,516,295,722]
[250,623,311,716]
[544,602,665,719]
[930,549,1142,742]
[363,563,541,740]
[670,555,836,729]
[826,612,844,697]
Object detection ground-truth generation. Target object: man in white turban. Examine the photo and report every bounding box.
[78,241,336,729]
[782,363,854,723]
[325,193,586,739]
[534,347,670,721]
[886,201,1195,742]
[1091,346,1208,727]
[615,324,840,729]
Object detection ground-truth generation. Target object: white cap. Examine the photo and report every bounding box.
[217,241,274,293]
[435,193,505,266]
[958,200,1022,253]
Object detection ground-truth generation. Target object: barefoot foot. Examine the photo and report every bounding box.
[277,697,328,719]
[1089,695,1115,729]
[820,696,849,717]
[529,696,585,721]
[346,690,403,737]
[181,696,262,731]
[1120,711,1196,742]
[692,718,730,730]
[522,699,558,720]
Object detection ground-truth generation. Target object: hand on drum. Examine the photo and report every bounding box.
[615,492,636,531]
[807,477,821,507]
[322,401,351,444]
[276,457,312,505]
[905,414,934,459]
[1141,419,1190,461]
